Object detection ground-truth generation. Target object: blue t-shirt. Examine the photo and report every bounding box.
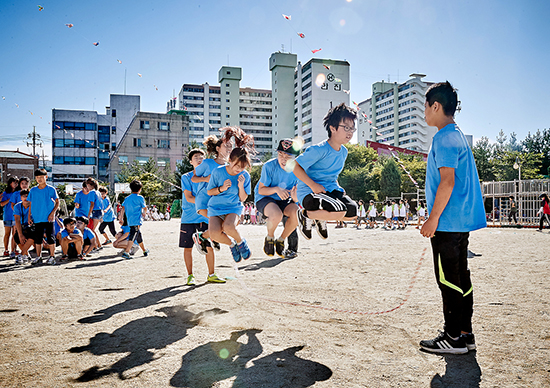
[74,190,93,217]
[121,225,130,235]
[295,140,347,204]
[181,171,208,224]
[254,158,298,203]
[61,228,82,239]
[90,190,103,211]
[101,197,115,222]
[426,124,487,232]
[28,185,58,223]
[122,193,146,226]
[1,192,14,221]
[207,165,251,217]
[13,202,30,226]
[82,227,95,241]
[10,191,22,210]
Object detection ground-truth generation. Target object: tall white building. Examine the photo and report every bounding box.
[293,58,350,146]
[356,74,435,152]
[174,66,273,158]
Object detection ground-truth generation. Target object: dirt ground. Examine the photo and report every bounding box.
[0,219,549,387]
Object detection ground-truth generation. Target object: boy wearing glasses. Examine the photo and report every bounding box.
[293,103,358,240]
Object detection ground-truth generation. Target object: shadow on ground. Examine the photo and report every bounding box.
[170,330,332,388]
[430,351,482,388]
[69,305,228,382]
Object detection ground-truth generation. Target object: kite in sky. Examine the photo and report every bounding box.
[2,96,5,100]
[154,85,158,90]
[282,14,291,20]
[138,73,142,77]
[38,5,44,11]
[65,23,73,28]
[297,33,305,38]
[29,111,33,115]
[15,103,19,108]
[93,41,99,46]
[311,48,322,54]
[117,59,122,64]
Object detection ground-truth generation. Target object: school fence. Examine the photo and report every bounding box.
[482,179,550,226]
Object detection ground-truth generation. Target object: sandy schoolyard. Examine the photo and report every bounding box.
[0,219,549,387]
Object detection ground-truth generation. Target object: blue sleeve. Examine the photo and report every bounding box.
[434,132,460,169]
[296,144,324,171]
[50,186,59,200]
[259,162,272,187]
[207,168,220,191]
[27,188,34,203]
[61,229,68,239]
[244,172,251,195]
[139,195,146,208]
[181,174,191,192]
[10,192,20,205]
[195,159,212,177]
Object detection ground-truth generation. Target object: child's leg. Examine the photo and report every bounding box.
[222,214,242,244]
[280,203,299,240]
[3,226,11,251]
[61,239,69,255]
[21,238,34,256]
[208,217,232,245]
[73,239,83,255]
[263,203,283,238]
[307,209,346,221]
[183,248,194,275]
[205,247,215,275]
[92,219,102,247]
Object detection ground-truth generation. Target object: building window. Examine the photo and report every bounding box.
[158,122,170,131]
[226,115,230,118]
[157,139,170,148]
[226,71,230,75]
[111,109,116,117]
[133,138,141,147]
[112,143,116,151]
[140,120,150,129]
[135,157,148,165]
[111,127,116,134]
[118,156,128,165]
[226,91,230,95]
[226,83,230,87]
[157,157,170,167]
[226,107,230,110]
[226,99,230,102]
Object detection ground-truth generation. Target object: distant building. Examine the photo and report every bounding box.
[357,74,435,153]
[51,94,140,186]
[293,58,350,146]
[0,150,39,182]
[108,110,189,186]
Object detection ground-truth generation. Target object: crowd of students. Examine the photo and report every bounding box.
[1,171,150,265]
[354,199,428,230]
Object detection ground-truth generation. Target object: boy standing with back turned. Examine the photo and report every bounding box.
[420,81,486,354]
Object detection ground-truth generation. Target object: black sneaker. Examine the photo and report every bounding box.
[275,238,285,257]
[211,240,221,251]
[263,237,275,256]
[284,250,297,259]
[315,220,328,239]
[461,333,476,350]
[297,209,313,240]
[192,232,210,255]
[420,331,468,354]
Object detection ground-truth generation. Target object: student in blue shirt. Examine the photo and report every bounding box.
[255,138,300,258]
[1,176,19,257]
[76,216,96,256]
[119,180,149,259]
[28,169,59,265]
[98,187,117,245]
[13,189,34,264]
[293,103,358,240]
[419,81,487,355]
[60,217,83,260]
[207,132,254,263]
[181,149,225,285]
[74,182,93,218]
[113,225,131,252]
[86,178,104,249]
[9,176,30,213]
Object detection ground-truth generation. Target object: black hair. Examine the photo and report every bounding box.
[188,148,205,160]
[425,81,458,117]
[130,180,142,193]
[82,182,87,188]
[63,217,76,226]
[76,216,89,225]
[99,187,108,193]
[20,189,29,197]
[5,176,19,193]
[34,168,47,177]
[229,147,251,169]
[86,177,99,190]
[19,176,30,183]
[323,103,357,138]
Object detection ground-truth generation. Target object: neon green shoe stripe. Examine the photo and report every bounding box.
[463,285,473,297]
[438,255,464,294]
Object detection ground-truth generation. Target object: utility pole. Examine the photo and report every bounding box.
[26,126,43,156]
[41,149,46,169]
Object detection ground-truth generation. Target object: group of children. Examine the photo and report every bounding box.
[0,170,150,265]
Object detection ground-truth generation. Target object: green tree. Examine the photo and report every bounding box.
[339,165,370,202]
[379,158,401,200]
[472,136,496,181]
[523,128,550,177]
[117,158,162,203]
[344,144,378,170]
[393,153,426,193]
[492,150,543,181]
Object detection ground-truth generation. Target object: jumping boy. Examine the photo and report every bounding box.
[420,81,486,354]
[293,103,358,240]
[119,180,149,259]
[28,169,59,265]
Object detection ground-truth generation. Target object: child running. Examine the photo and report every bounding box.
[206,130,254,263]
[254,138,300,257]
[98,187,117,244]
[181,148,225,285]
[355,200,366,229]
[382,200,392,229]
[367,200,378,229]
[85,178,104,249]
[293,103,358,240]
[416,201,426,229]
[119,180,149,259]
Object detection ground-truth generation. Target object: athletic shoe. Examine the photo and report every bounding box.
[30,256,42,265]
[143,249,150,257]
[118,249,126,255]
[103,239,112,245]
[186,274,196,286]
[47,256,56,265]
[461,333,476,350]
[263,237,275,256]
[15,255,23,265]
[297,209,313,240]
[284,250,298,259]
[230,243,242,263]
[315,220,329,239]
[10,252,16,258]
[207,273,226,283]
[211,240,221,251]
[122,252,131,259]
[129,243,140,255]
[237,239,251,260]
[275,238,285,258]
[420,331,468,354]
[3,250,9,257]
[192,232,209,255]
[77,254,85,261]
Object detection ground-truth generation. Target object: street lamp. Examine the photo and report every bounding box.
[513,156,521,181]
[513,156,522,225]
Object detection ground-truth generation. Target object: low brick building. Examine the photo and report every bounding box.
[0,150,39,182]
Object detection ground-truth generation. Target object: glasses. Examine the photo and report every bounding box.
[338,124,356,133]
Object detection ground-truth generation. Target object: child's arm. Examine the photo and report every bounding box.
[142,206,147,218]
[119,207,125,225]
[237,175,248,202]
[0,195,10,207]
[14,214,25,244]
[87,200,94,218]
[257,182,290,200]
[191,175,209,183]
[421,167,454,238]
[292,163,326,194]
[207,179,231,196]
[49,198,60,222]
[184,190,195,204]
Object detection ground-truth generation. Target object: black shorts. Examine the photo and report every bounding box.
[302,190,357,218]
[67,242,79,258]
[127,226,143,244]
[84,237,92,247]
[99,221,117,236]
[369,216,376,222]
[179,222,208,248]
[33,222,55,245]
[256,197,294,215]
[398,216,405,221]
[14,227,34,244]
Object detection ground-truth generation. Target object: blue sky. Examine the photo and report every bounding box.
[1,0,549,157]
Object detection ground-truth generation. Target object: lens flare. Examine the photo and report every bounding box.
[315,73,326,87]
[340,19,346,26]
[219,348,229,359]
[284,159,296,173]
[292,137,305,153]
